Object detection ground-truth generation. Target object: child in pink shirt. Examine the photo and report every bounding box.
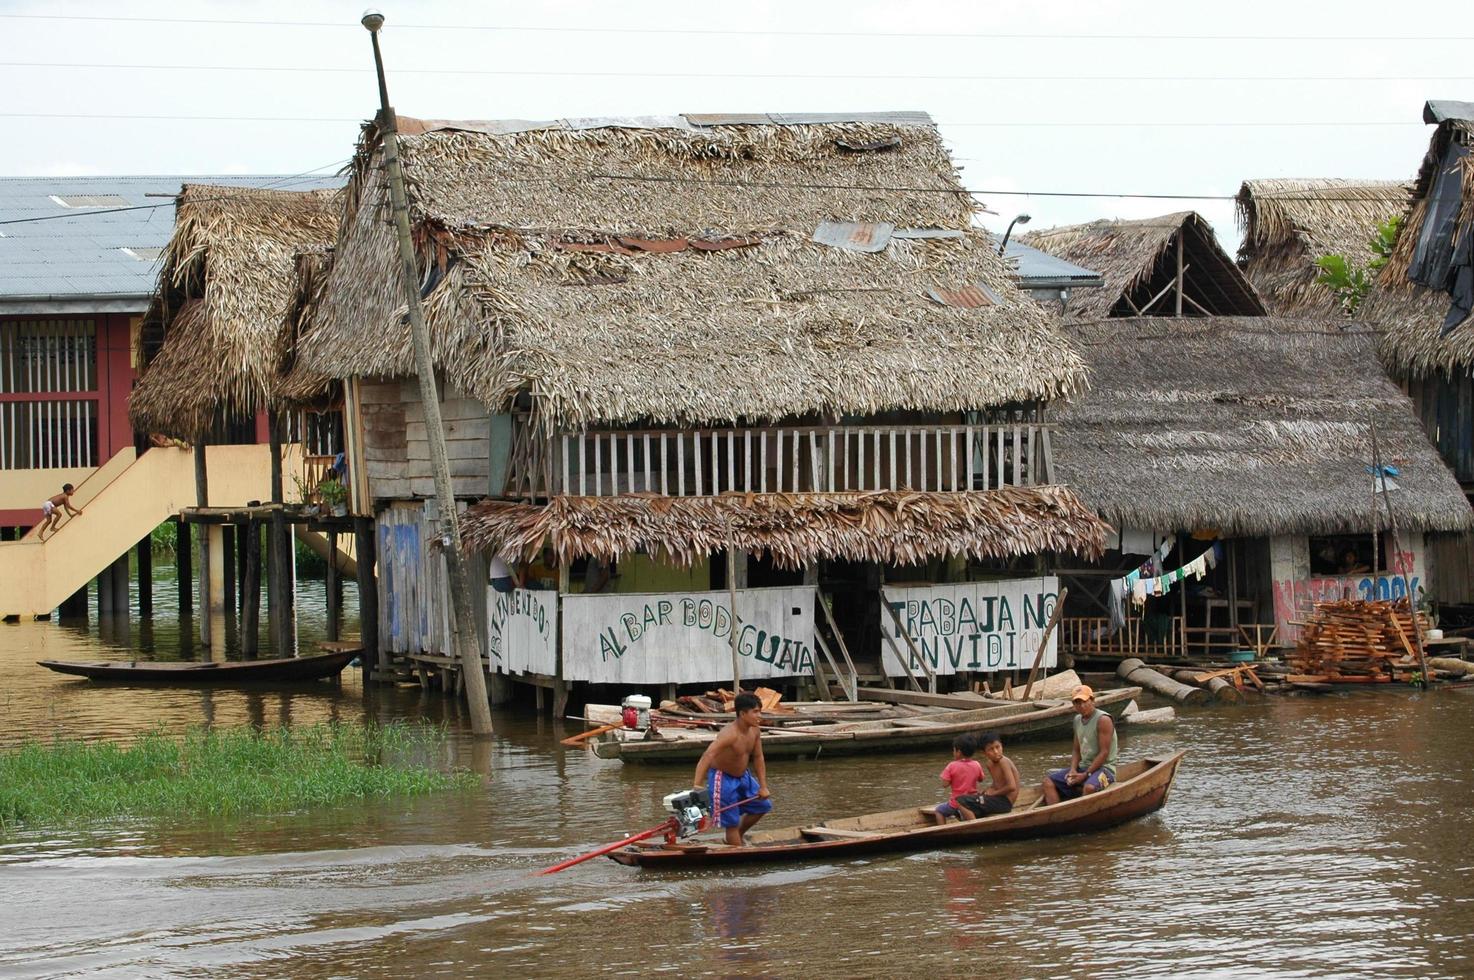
[935,734,984,820]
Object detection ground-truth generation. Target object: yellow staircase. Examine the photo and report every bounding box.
[0,444,296,618]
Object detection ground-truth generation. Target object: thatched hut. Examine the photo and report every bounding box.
[1235,178,1410,318]
[294,111,1107,697]
[1053,316,1470,649]
[1020,212,1264,321]
[129,184,341,442]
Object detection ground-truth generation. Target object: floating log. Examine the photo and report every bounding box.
[1427,657,1472,677]
[1170,669,1242,703]
[1117,658,1208,705]
[1120,706,1177,725]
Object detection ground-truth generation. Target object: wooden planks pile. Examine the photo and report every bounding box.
[678,686,788,713]
[1289,599,1427,683]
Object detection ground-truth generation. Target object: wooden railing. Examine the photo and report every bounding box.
[1060,616,1186,660]
[504,422,1055,500]
[0,395,99,469]
[1062,615,1280,661]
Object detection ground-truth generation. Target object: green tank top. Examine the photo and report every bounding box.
[1074,708,1117,776]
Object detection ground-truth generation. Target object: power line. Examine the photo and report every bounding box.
[3,61,1469,82]
[1,12,1470,42]
[0,112,1429,128]
[0,161,348,227]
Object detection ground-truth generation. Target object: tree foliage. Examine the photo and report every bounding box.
[1316,215,1403,315]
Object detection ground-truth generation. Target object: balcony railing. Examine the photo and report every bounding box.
[504,423,1055,500]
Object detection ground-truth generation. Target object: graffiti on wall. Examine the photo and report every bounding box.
[1272,551,1420,642]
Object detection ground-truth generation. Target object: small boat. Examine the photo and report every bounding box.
[610,751,1184,868]
[589,685,1140,763]
[36,649,358,684]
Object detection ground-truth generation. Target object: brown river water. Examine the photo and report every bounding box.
[2,575,1473,979]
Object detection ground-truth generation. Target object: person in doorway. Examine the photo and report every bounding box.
[934,734,984,821]
[1040,685,1118,805]
[957,732,1020,818]
[692,691,772,846]
[37,484,82,541]
[1338,549,1370,575]
[489,554,521,594]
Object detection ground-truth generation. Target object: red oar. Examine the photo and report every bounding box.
[536,795,761,875]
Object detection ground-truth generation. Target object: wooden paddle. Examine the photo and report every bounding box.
[1021,587,1068,700]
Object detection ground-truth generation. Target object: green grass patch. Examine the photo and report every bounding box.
[0,722,477,830]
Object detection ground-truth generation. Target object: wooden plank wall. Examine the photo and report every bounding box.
[1426,530,1474,604]
[359,378,491,501]
[1408,372,1474,484]
[376,499,490,657]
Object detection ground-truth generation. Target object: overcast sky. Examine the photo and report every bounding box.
[3,0,1470,249]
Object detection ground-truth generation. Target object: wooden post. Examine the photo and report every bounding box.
[355,515,381,676]
[242,518,261,657]
[267,410,294,658]
[221,525,236,618]
[554,562,570,718]
[237,520,249,611]
[1022,587,1069,700]
[1175,229,1184,317]
[365,44,493,735]
[195,439,210,646]
[1370,417,1430,689]
[326,527,341,642]
[207,524,226,652]
[96,564,114,615]
[176,518,192,615]
[727,528,741,696]
[137,535,153,616]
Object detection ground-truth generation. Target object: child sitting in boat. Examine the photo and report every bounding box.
[956,731,1020,818]
[935,734,985,821]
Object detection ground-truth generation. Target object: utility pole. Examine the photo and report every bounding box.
[361,10,494,735]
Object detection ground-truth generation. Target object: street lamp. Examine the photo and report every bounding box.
[998,213,1032,254]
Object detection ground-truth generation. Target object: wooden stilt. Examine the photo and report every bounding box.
[553,563,570,718]
[267,411,293,658]
[97,564,114,615]
[195,439,210,648]
[326,528,341,642]
[237,520,248,611]
[207,524,226,652]
[110,553,129,614]
[242,519,261,657]
[222,525,237,618]
[137,535,153,615]
[354,516,380,677]
[176,518,192,615]
[59,582,89,619]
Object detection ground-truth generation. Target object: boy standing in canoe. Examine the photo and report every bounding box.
[692,691,773,846]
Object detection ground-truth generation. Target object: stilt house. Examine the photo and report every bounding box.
[1026,211,1470,657]
[290,111,1110,704]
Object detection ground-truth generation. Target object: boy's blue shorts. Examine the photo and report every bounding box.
[707,769,772,828]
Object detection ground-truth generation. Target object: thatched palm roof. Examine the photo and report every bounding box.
[1236,178,1411,318]
[291,113,1086,430]
[1053,316,1471,537]
[129,184,342,439]
[1020,212,1265,321]
[1366,107,1474,377]
[462,487,1109,566]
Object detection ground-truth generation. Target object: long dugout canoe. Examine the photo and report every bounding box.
[590,686,1139,763]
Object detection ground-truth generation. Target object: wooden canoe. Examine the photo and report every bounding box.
[609,751,1184,868]
[36,649,357,684]
[590,686,1140,763]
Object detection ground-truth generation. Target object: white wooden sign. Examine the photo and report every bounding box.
[488,588,557,675]
[562,586,816,685]
[881,577,1060,677]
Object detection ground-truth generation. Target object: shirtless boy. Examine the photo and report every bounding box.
[692,691,773,846]
[957,732,1020,818]
[38,484,82,541]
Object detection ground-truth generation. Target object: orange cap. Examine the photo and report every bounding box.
[1071,685,1095,702]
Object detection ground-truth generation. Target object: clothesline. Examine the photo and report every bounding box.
[1127,542,1223,607]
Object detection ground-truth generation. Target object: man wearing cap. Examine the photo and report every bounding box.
[1040,685,1118,805]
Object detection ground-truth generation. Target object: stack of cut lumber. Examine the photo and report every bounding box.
[693,686,788,713]
[1289,599,1427,682]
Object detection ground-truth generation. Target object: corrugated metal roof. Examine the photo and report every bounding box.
[812,220,896,252]
[0,174,343,309]
[1424,100,1474,124]
[1002,239,1103,288]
